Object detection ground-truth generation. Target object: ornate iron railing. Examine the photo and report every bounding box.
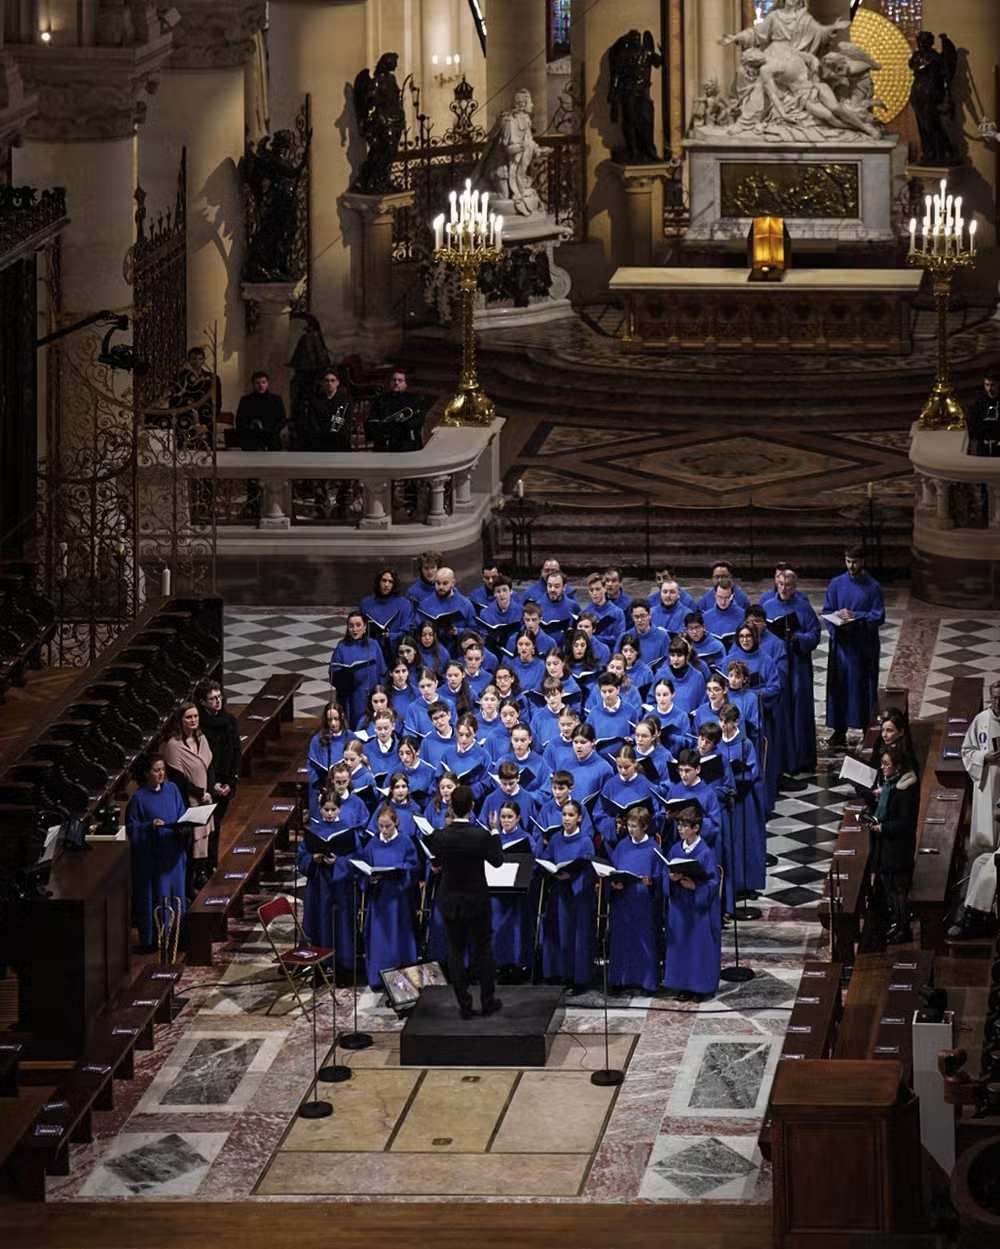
[0,185,68,269]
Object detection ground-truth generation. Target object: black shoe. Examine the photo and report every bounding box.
[780,775,809,792]
[481,997,503,1016]
[829,733,847,748]
[676,991,695,1003]
[457,994,475,1020]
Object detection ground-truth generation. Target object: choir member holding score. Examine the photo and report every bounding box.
[126,755,188,953]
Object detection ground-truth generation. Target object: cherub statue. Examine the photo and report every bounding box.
[691,80,733,130]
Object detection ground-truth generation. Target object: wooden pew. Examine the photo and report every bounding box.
[236,672,303,778]
[822,804,871,967]
[834,949,934,1088]
[935,675,983,788]
[911,759,966,953]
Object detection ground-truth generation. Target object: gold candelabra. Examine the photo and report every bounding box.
[433,180,504,427]
[906,178,977,431]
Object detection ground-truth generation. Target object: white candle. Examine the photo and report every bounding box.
[516,478,524,499]
[970,219,978,253]
[471,189,479,221]
[494,215,504,248]
[162,567,172,597]
[955,196,963,224]
[433,213,444,251]
[449,190,457,223]
[945,194,953,227]
[909,217,916,253]
[481,191,489,228]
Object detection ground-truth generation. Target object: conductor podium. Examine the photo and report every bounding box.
[399,986,563,1068]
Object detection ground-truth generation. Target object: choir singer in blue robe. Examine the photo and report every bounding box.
[662,810,721,1002]
[330,611,386,728]
[540,800,596,994]
[606,808,663,994]
[760,567,821,775]
[359,806,419,989]
[125,755,188,953]
[823,546,885,746]
[297,793,362,972]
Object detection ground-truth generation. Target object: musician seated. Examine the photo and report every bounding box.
[365,367,427,453]
[301,369,354,452]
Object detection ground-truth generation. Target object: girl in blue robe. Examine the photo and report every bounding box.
[438,714,491,802]
[440,661,474,717]
[395,736,436,805]
[495,724,551,793]
[510,633,546,694]
[653,640,706,716]
[475,684,504,745]
[296,794,363,968]
[393,636,421,678]
[566,725,615,816]
[491,800,540,970]
[693,722,737,914]
[565,630,602,699]
[480,764,538,831]
[403,668,455,738]
[360,568,413,656]
[718,705,767,896]
[541,800,596,992]
[721,661,762,743]
[359,805,419,990]
[329,612,386,728]
[632,716,675,786]
[543,710,581,774]
[662,815,721,1001]
[726,629,782,812]
[492,664,527,718]
[416,621,450,675]
[644,679,694,755]
[325,762,372,832]
[358,711,402,787]
[692,672,734,737]
[485,699,521,762]
[366,772,420,839]
[585,658,643,720]
[354,686,403,737]
[607,808,664,993]
[306,702,351,816]
[125,756,187,951]
[619,636,655,701]
[595,747,660,847]
[822,551,885,742]
[388,660,416,720]
[342,741,378,812]
[760,576,821,775]
[539,650,582,709]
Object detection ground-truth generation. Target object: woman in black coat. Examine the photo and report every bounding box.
[867,742,919,945]
[195,679,241,869]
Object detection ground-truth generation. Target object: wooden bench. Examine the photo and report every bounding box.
[236,672,303,778]
[184,801,293,966]
[935,675,983,788]
[834,950,934,1088]
[822,804,872,967]
[911,760,966,954]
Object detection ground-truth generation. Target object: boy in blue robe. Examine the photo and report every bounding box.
[530,678,570,751]
[761,568,821,776]
[405,551,443,610]
[495,724,551,793]
[696,562,750,614]
[823,546,885,746]
[694,722,737,914]
[584,572,626,642]
[703,579,745,650]
[588,671,635,761]
[297,794,363,971]
[684,612,725,671]
[533,770,598,846]
[718,704,767,896]
[358,805,419,990]
[418,703,457,773]
[606,807,664,993]
[662,810,722,1001]
[650,579,688,634]
[627,601,670,668]
[523,558,579,609]
[540,800,596,993]
[480,760,539,830]
[125,756,188,952]
[595,747,661,847]
[518,602,557,657]
[403,670,455,738]
[662,749,723,851]
[602,566,633,625]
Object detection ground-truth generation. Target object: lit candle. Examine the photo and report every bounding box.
[481,191,489,226]
[162,567,172,597]
[494,215,504,249]
[454,52,460,65]
[471,188,479,221]
[433,213,444,251]
[449,190,457,224]
[516,478,524,499]
[945,193,953,228]
[866,481,873,500]
[970,218,978,254]
[955,195,963,224]
[908,217,916,254]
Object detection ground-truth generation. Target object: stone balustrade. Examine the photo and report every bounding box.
[910,424,1000,606]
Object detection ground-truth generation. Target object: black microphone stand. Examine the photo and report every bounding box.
[591,878,624,1088]
[721,800,755,982]
[318,892,352,1083]
[339,873,373,1050]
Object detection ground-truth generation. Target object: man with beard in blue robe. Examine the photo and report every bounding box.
[823,546,885,746]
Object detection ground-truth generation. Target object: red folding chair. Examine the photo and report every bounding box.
[257,895,334,1017]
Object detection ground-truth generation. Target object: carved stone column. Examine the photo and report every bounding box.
[138,2,264,409]
[260,477,291,529]
[452,468,474,512]
[426,476,449,527]
[360,478,392,531]
[933,479,953,529]
[341,189,415,357]
[610,163,676,268]
[11,29,173,312]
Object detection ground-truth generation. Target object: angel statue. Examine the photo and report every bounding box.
[242,127,311,282]
[475,88,542,216]
[352,52,406,194]
[607,29,663,164]
[909,31,959,167]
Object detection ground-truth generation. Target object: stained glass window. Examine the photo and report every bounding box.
[548,0,571,61]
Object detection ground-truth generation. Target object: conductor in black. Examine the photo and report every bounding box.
[432,784,505,1018]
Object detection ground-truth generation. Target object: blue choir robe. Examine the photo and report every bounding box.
[484,723,514,762]
[397,759,436,805]
[329,637,386,728]
[359,834,419,989]
[360,735,401,786]
[567,753,615,813]
[512,626,557,658]
[588,600,626,642]
[697,584,750,613]
[662,778,723,851]
[587,701,636,761]
[126,781,187,946]
[646,585,696,610]
[319,791,369,831]
[470,584,523,619]
[761,588,821,775]
[366,801,419,840]
[623,659,655,700]
[703,603,745,647]
[663,837,721,996]
[306,730,350,799]
[539,594,579,641]
[634,742,674,787]
[691,700,728,733]
[421,729,457,774]
[475,713,504,750]
[650,601,688,634]
[595,772,661,845]
[718,730,767,893]
[360,592,413,651]
[405,574,439,609]
[389,684,415,721]
[511,656,546,693]
[755,628,795,778]
[403,696,455,739]
[607,589,634,623]
[525,578,578,607]
[480,784,538,831]
[543,734,577,773]
[530,705,566,751]
[415,590,478,648]
[541,829,596,986]
[296,817,361,962]
[568,659,602,698]
[585,684,642,721]
[494,748,551,793]
[532,797,598,847]
[724,687,761,742]
[724,643,781,811]
[689,635,725,672]
[652,663,706,717]
[608,837,664,992]
[643,703,694,755]
[464,668,493,701]
[420,797,453,831]
[417,638,451,675]
[698,755,736,913]
[630,625,670,668]
[438,742,491,800]
[347,765,378,813]
[491,825,540,966]
[590,636,613,667]
[822,571,885,735]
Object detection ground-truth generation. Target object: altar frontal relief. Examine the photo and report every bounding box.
[720,162,859,220]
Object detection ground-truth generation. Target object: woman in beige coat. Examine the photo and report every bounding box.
[161,701,215,889]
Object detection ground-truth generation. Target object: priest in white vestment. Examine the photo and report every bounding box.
[951,680,1000,937]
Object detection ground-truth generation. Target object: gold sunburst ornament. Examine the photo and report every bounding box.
[849,8,914,126]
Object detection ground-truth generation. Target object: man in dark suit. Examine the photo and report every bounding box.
[431,784,505,1018]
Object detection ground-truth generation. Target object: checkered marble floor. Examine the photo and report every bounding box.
[919,616,1000,718]
[222,592,901,910]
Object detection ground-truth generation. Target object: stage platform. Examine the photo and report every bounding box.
[400,986,564,1068]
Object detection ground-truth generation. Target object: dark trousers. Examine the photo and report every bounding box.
[443,900,496,1007]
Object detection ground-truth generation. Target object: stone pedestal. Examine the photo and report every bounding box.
[240,281,298,397]
[473,214,574,329]
[684,136,908,243]
[610,162,677,267]
[341,188,415,358]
